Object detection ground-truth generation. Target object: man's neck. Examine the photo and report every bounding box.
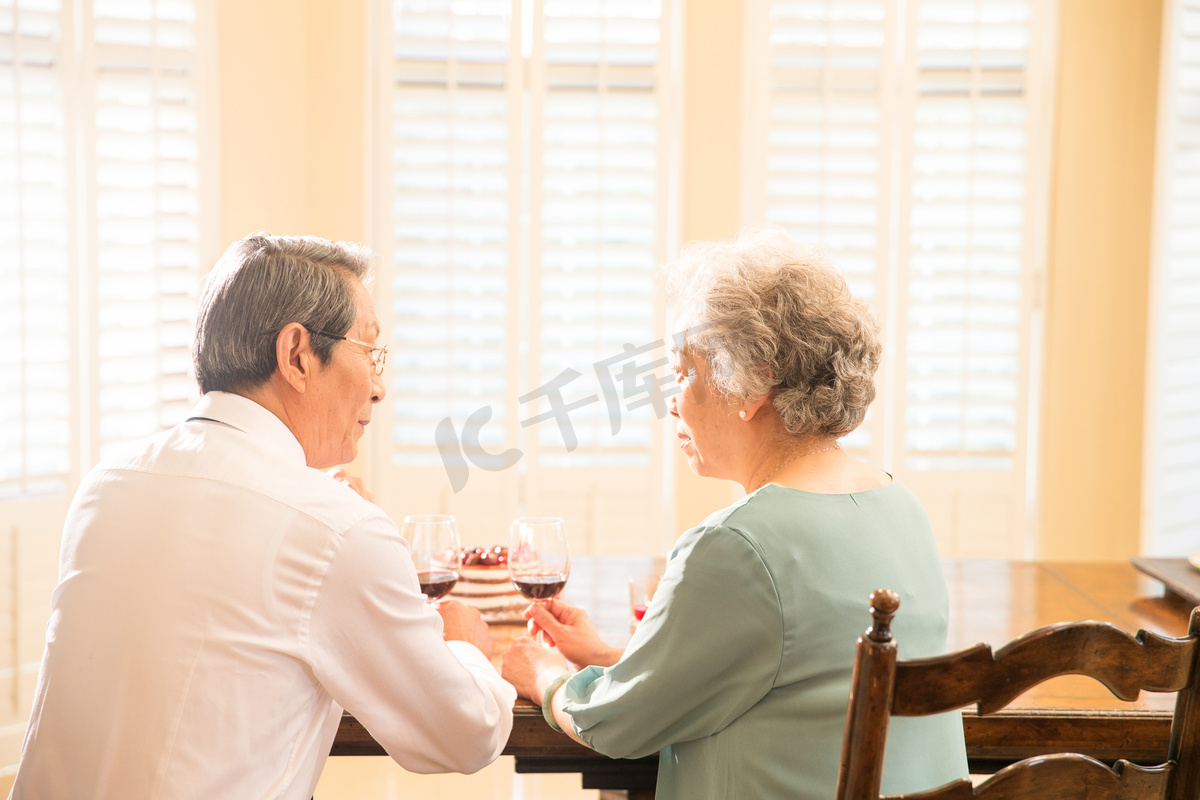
[241,380,311,466]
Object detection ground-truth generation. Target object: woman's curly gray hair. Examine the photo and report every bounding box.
[665,228,881,438]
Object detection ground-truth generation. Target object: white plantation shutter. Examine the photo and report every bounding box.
[0,0,210,494]
[389,0,515,465]
[90,0,203,459]
[532,0,663,464]
[378,0,674,553]
[893,0,1049,557]
[744,0,897,460]
[0,0,73,499]
[899,0,1032,472]
[746,0,1053,556]
[1145,0,1200,556]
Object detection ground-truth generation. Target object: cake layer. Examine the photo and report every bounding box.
[453,546,524,620]
[454,564,517,597]
[454,585,518,599]
[458,594,527,613]
[458,568,512,584]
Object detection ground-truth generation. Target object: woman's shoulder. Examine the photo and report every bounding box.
[694,479,925,551]
[670,475,930,563]
[775,454,893,495]
[680,475,904,529]
[744,474,919,517]
[669,495,794,573]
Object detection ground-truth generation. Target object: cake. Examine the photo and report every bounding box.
[450,546,526,622]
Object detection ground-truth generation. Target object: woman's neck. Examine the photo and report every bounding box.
[741,434,840,493]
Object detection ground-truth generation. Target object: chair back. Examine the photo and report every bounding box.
[836,588,1200,800]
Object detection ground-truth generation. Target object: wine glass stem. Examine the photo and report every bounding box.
[534,599,548,647]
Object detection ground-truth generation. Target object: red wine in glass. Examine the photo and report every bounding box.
[402,514,461,605]
[508,516,570,645]
[512,575,567,601]
[418,570,458,601]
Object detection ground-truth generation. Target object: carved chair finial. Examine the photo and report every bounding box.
[867,589,900,643]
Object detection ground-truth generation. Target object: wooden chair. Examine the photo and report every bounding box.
[836,589,1200,800]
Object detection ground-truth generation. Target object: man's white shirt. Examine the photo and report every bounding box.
[12,391,515,799]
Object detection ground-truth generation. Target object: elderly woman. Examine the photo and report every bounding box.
[501,229,968,799]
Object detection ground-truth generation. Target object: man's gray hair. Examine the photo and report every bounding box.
[665,228,881,439]
[193,233,374,395]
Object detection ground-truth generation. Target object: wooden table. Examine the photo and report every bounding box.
[943,560,1192,772]
[331,558,1197,792]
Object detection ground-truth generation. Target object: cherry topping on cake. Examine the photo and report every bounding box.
[461,546,508,567]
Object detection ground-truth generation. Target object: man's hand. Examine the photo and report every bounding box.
[501,635,571,701]
[326,467,374,502]
[525,598,623,669]
[437,600,495,659]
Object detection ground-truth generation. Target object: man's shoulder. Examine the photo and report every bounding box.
[86,419,391,536]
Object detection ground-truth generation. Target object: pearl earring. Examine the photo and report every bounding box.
[739,410,747,420]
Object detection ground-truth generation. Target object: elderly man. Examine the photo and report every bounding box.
[11,234,515,798]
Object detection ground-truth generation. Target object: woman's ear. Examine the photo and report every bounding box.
[738,393,773,421]
[738,366,775,421]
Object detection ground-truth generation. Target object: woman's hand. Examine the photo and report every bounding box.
[525,598,624,670]
[326,467,374,503]
[501,635,571,701]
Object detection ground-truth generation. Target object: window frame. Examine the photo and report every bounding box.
[740,0,1058,558]
[1143,0,1200,556]
[367,0,682,557]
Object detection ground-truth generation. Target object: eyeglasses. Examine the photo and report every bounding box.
[308,329,388,376]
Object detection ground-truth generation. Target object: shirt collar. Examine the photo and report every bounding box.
[188,391,308,466]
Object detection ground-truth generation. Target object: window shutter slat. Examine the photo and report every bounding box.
[0,0,71,498]
[390,0,513,463]
[748,0,1051,556]
[92,0,201,458]
[900,0,1032,470]
[759,0,893,456]
[1147,0,1200,554]
[537,26,661,461]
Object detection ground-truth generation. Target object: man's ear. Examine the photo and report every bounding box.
[275,323,313,394]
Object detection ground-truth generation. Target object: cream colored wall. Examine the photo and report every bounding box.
[217,0,374,480]
[0,496,67,793]
[672,0,750,531]
[1039,0,1162,559]
[218,0,307,241]
[302,0,369,244]
[217,0,367,246]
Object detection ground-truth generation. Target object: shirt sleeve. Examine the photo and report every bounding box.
[561,524,783,759]
[308,515,516,774]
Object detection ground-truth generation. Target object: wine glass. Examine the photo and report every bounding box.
[508,516,570,644]
[401,514,461,604]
